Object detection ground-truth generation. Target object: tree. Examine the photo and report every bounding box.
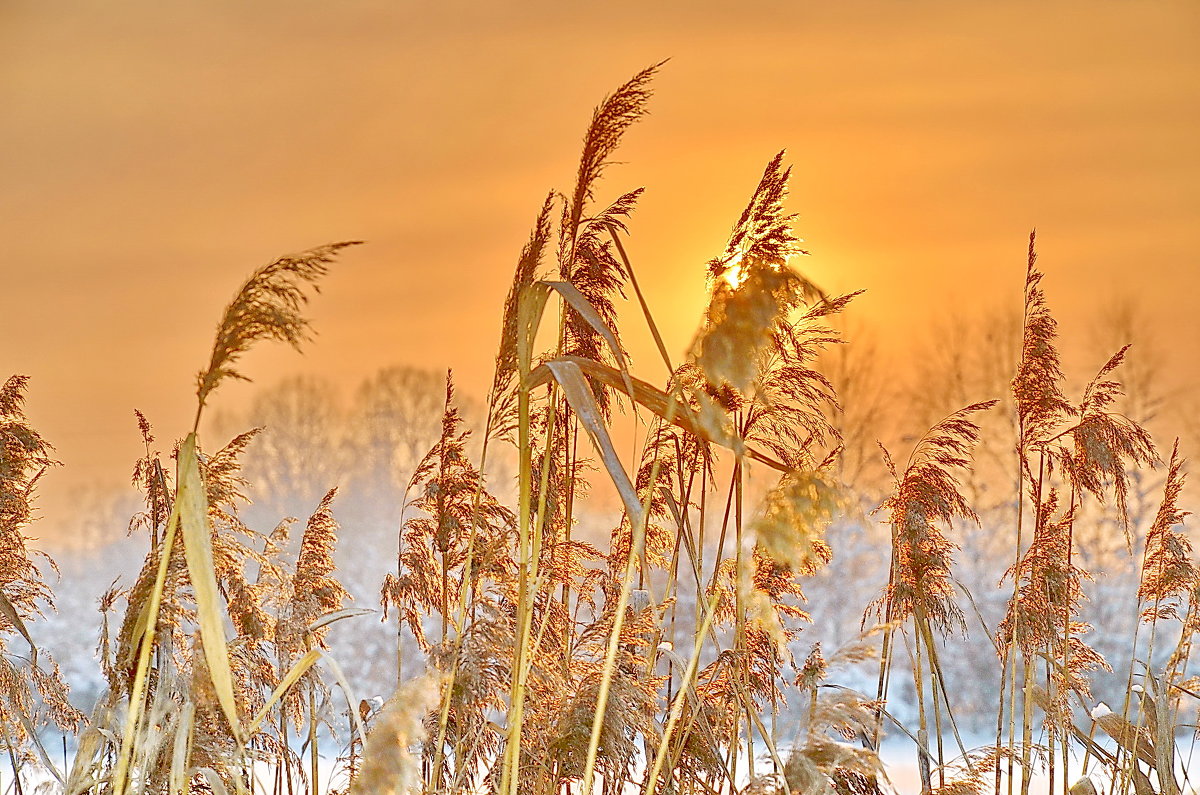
[229,375,345,526]
[345,366,448,505]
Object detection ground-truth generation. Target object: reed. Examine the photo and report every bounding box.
[3,65,1196,795]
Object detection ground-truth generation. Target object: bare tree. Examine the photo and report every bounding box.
[346,366,448,501]
[233,375,346,524]
[905,309,1021,515]
[819,319,896,501]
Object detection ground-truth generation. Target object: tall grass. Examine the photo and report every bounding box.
[1,66,1196,795]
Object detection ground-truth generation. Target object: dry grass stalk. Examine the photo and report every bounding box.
[1000,231,1073,792]
[995,231,1170,795]
[869,400,995,792]
[102,242,357,795]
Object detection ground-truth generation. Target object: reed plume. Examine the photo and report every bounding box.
[490,194,555,444]
[353,674,439,795]
[1137,441,1194,617]
[0,375,84,767]
[558,63,661,416]
[1011,232,1073,454]
[0,375,60,626]
[745,291,860,469]
[1002,231,1073,793]
[275,488,347,731]
[693,152,824,393]
[875,400,997,633]
[751,470,838,587]
[1062,345,1157,546]
[196,241,361,420]
[707,151,810,285]
[998,491,1109,735]
[383,373,516,650]
[783,637,885,795]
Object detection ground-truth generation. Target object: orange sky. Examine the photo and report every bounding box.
[3,1,1199,537]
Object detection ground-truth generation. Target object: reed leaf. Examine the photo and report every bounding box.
[543,359,644,532]
[246,648,322,736]
[177,433,243,741]
[526,355,788,472]
[0,591,34,665]
[542,280,636,399]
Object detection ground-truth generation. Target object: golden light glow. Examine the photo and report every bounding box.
[721,252,748,289]
[721,252,795,290]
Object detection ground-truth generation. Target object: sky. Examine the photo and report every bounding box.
[2,1,1199,537]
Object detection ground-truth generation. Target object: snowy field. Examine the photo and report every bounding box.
[4,732,1199,794]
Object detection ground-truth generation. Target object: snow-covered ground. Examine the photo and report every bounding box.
[875,732,1200,794]
[6,730,1200,793]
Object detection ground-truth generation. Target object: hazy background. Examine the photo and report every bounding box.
[2,0,1199,540]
